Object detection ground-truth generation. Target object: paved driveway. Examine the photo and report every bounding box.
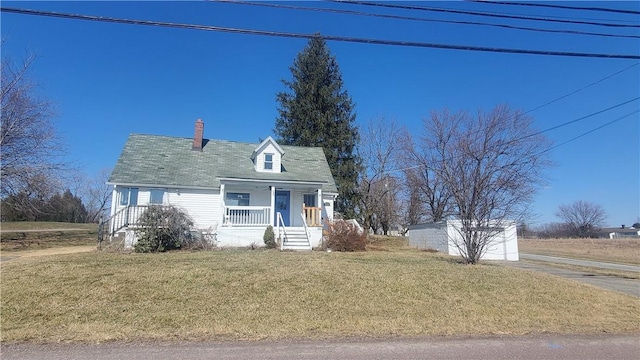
[498,254,640,297]
[519,253,640,272]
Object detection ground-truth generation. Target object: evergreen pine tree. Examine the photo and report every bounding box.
[275,35,361,218]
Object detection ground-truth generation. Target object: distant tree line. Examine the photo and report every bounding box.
[2,189,88,222]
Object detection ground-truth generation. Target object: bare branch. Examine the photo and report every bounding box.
[1,49,66,213]
[413,105,552,264]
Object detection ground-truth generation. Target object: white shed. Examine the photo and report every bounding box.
[408,220,519,261]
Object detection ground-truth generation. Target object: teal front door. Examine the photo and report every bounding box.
[275,190,290,226]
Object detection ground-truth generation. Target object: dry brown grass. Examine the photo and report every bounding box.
[2,238,638,343]
[0,222,97,252]
[519,238,640,265]
[0,222,97,231]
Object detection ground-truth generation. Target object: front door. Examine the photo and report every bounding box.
[275,190,290,226]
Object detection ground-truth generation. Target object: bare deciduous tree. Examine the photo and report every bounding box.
[556,201,607,238]
[397,128,453,223]
[72,168,113,223]
[357,117,401,235]
[1,50,64,212]
[418,106,551,264]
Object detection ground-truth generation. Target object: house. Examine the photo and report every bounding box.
[105,119,338,250]
[407,220,519,261]
[602,226,640,239]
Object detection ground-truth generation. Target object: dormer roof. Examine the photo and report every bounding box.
[251,136,285,160]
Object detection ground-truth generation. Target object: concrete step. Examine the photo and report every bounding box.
[282,243,312,251]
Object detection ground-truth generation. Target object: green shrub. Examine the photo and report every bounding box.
[263,225,276,249]
[134,206,195,253]
[325,220,368,252]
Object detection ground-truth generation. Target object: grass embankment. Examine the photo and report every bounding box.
[0,222,98,252]
[519,238,640,265]
[2,238,638,343]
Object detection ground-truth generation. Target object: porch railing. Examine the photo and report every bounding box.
[224,206,271,226]
[98,205,162,245]
[303,204,322,227]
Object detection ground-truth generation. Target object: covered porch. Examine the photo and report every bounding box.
[219,179,331,228]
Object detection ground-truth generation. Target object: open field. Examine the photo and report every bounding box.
[0,222,97,252]
[518,238,640,265]
[0,222,98,231]
[2,238,638,343]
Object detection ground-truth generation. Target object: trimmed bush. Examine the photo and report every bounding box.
[325,220,368,252]
[134,206,195,253]
[263,225,276,249]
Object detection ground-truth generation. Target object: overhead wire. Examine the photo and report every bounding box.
[329,0,640,28]
[214,0,640,39]
[523,63,640,115]
[469,1,640,16]
[539,110,639,155]
[2,7,639,60]
[382,97,640,175]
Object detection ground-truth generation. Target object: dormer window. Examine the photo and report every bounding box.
[252,136,284,173]
[264,153,273,170]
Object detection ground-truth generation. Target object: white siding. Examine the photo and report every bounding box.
[165,189,220,231]
[322,194,335,222]
[408,220,519,261]
[217,227,268,247]
[224,186,271,207]
[255,143,282,173]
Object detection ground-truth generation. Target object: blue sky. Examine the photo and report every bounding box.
[2,1,638,227]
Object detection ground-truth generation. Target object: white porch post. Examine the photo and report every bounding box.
[317,188,323,225]
[220,183,226,226]
[110,186,118,218]
[109,186,118,234]
[270,185,276,226]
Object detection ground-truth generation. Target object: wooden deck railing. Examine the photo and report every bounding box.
[303,204,322,227]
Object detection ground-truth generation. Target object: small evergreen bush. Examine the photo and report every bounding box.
[325,220,368,251]
[263,225,276,249]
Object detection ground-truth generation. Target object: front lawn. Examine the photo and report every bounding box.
[1,240,638,343]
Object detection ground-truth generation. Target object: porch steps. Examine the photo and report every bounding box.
[281,228,312,251]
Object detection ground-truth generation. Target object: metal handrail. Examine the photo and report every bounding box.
[300,212,310,244]
[276,212,288,250]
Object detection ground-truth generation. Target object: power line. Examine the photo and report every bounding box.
[470,1,640,16]
[215,0,639,39]
[330,0,640,28]
[2,7,639,60]
[523,97,640,140]
[382,97,640,175]
[540,110,639,155]
[523,63,640,115]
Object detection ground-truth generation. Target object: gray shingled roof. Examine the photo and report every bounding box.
[108,134,338,193]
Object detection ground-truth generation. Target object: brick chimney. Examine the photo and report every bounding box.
[192,119,204,151]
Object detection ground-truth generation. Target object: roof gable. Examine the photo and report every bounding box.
[251,136,284,160]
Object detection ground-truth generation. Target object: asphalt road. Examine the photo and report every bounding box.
[2,335,639,360]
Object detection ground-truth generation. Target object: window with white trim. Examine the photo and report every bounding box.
[118,187,138,206]
[264,153,273,170]
[226,192,250,206]
[150,189,165,205]
[303,194,317,207]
